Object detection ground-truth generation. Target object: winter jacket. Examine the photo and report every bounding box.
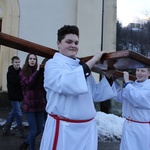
[7,65,23,101]
[19,70,46,112]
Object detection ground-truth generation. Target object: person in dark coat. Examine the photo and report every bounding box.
[2,56,26,138]
[19,54,46,150]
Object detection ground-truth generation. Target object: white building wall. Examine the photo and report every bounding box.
[18,0,116,66]
[0,0,116,91]
[103,0,116,52]
[77,0,102,57]
[18,0,78,67]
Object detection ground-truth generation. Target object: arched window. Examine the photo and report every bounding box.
[0,0,19,91]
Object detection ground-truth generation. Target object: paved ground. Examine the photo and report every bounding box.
[0,107,120,150]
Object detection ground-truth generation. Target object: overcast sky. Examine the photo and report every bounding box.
[117,0,150,26]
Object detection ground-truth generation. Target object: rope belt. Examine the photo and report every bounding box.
[49,114,94,150]
[126,118,150,124]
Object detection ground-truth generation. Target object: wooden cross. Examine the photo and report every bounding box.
[0,32,150,81]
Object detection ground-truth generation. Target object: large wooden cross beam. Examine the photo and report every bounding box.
[0,32,56,59]
[0,32,150,80]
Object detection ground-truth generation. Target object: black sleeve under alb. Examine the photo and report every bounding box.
[82,63,91,78]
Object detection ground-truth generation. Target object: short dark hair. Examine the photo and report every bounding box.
[11,56,20,63]
[57,25,79,42]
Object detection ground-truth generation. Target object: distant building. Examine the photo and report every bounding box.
[127,42,141,53]
[127,23,142,31]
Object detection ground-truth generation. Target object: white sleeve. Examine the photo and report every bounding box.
[122,84,150,109]
[92,76,118,102]
[112,81,124,103]
[44,60,88,95]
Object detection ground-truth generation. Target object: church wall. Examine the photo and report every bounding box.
[0,0,116,91]
[0,0,19,91]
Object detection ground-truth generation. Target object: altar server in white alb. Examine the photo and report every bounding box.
[40,25,117,150]
[115,68,150,150]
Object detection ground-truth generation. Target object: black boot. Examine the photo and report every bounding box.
[2,122,14,135]
[19,141,29,150]
[18,126,27,138]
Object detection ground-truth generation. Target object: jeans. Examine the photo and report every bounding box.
[6,101,23,127]
[25,111,44,150]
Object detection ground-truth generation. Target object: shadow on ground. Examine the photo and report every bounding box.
[0,107,120,150]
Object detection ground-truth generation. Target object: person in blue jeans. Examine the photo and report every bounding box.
[19,54,46,150]
[2,56,26,138]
